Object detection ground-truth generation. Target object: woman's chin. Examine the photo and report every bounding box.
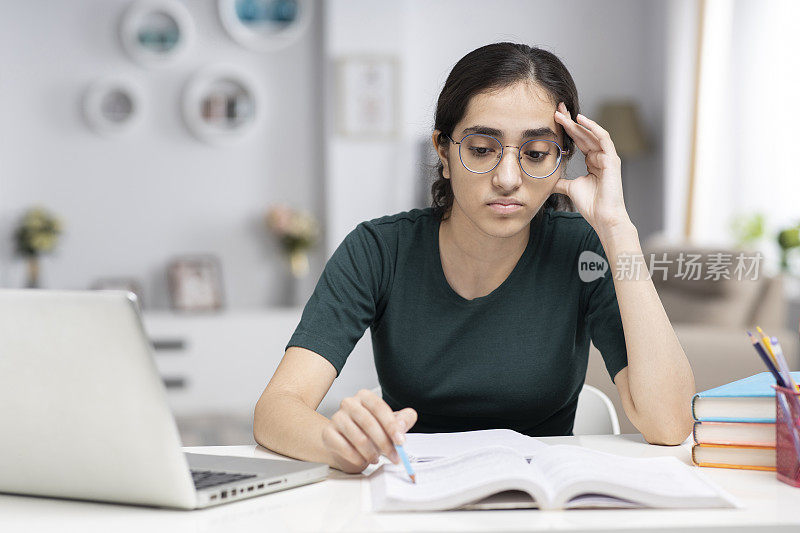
[480,214,530,238]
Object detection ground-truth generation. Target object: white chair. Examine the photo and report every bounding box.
[369,384,620,436]
[572,384,620,435]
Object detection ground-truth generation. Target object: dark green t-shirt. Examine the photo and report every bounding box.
[286,207,628,436]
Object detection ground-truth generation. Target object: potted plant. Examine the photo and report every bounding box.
[14,207,63,288]
[777,222,800,273]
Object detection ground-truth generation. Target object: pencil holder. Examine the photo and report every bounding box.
[773,384,800,487]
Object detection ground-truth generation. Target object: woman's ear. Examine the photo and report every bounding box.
[431,130,451,179]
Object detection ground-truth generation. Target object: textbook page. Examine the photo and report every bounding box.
[533,445,738,509]
[371,445,551,511]
[403,429,547,462]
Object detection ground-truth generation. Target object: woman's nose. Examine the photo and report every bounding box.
[491,147,523,190]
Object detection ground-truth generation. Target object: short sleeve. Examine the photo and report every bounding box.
[581,228,629,383]
[285,222,391,376]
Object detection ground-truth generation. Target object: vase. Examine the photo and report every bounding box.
[289,250,309,279]
[26,256,40,289]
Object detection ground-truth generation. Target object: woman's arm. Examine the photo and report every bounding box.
[598,222,696,445]
[254,346,417,472]
[553,102,695,445]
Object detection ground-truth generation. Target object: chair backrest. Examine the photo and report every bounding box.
[573,384,621,435]
[370,384,620,436]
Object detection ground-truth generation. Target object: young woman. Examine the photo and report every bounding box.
[254,43,695,473]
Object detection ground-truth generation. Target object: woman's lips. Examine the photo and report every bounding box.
[488,203,522,214]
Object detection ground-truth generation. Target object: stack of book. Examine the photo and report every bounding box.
[692,371,800,470]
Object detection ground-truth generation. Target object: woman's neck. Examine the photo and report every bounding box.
[438,205,530,299]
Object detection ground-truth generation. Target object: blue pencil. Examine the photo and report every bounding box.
[394,444,416,483]
[746,331,785,387]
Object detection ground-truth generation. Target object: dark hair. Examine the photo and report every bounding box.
[430,42,578,221]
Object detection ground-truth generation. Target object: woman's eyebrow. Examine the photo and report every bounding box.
[461,125,557,139]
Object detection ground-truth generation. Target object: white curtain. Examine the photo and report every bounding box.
[667,0,800,270]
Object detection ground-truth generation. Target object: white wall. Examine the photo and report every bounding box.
[324,0,667,253]
[0,0,325,308]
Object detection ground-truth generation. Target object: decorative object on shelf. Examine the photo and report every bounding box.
[167,255,225,312]
[596,100,649,159]
[217,0,313,52]
[82,78,143,136]
[90,278,146,308]
[777,221,800,274]
[13,207,63,289]
[265,204,319,280]
[119,0,195,67]
[182,65,261,145]
[336,55,399,139]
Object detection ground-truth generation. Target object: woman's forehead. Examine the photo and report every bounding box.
[458,83,557,137]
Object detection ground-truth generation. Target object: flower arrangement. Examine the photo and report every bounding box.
[265,204,320,278]
[14,206,63,288]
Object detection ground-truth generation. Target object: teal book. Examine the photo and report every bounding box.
[691,371,800,423]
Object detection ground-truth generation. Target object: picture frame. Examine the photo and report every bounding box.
[335,55,400,139]
[167,255,225,312]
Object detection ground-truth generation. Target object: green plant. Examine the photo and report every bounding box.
[730,212,765,249]
[777,222,800,272]
[14,207,62,257]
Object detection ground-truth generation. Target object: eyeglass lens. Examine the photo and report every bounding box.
[459,134,560,178]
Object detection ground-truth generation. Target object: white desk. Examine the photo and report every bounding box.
[1,434,799,533]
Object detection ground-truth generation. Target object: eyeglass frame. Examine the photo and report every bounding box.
[443,132,570,179]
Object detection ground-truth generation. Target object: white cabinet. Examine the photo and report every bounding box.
[142,310,378,419]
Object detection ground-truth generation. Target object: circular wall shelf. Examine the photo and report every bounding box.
[182,65,262,145]
[82,79,144,136]
[120,0,195,67]
[217,0,313,52]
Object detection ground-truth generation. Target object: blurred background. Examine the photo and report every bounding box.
[1,0,799,443]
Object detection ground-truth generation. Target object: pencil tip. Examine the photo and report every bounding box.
[410,474,416,484]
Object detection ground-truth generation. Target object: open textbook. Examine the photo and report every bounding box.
[403,429,547,462]
[371,445,738,511]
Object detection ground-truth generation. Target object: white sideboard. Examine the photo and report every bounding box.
[142,309,379,421]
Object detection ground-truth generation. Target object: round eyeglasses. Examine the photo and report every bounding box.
[444,133,568,179]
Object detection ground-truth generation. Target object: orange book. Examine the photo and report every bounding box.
[691,443,775,471]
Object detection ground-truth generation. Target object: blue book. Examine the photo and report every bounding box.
[691,371,800,423]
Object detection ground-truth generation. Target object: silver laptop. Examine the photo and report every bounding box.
[0,289,328,509]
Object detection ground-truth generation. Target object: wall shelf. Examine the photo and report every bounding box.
[119,0,195,67]
[217,0,313,52]
[181,65,262,145]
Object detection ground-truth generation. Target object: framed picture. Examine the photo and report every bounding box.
[91,278,146,308]
[167,255,225,312]
[335,56,399,139]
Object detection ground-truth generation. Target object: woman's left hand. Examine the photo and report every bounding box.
[552,101,632,237]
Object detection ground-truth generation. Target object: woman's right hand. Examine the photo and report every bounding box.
[321,388,417,474]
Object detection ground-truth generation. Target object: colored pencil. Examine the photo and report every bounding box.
[747,331,785,388]
[756,326,778,363]
[770,336,800,393]
[395,444,416,484]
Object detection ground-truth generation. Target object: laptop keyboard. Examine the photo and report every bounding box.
[191,469,257,490]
